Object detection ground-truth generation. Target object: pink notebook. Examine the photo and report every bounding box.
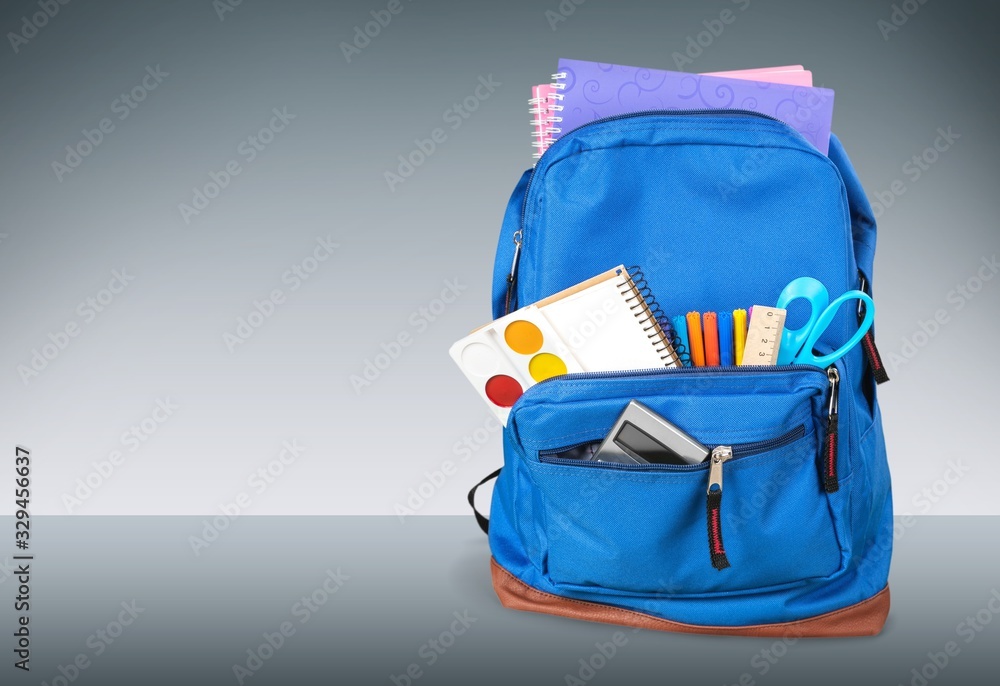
[530,84,558,160]
[705,64,813,87]
[530,65,816,159]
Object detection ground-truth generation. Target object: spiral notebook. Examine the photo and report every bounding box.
[704,65,813,87]
[530,84,558,160]
[530,60,833,158]
[450,265,680,425]
[535,265,682,371]
[528,65,813,158]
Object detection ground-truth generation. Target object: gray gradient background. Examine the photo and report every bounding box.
[0,516,998,684]
[1,1,999,683]
[0,0,997,516]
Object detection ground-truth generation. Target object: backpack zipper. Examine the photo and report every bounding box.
[532,364,837,574]
[706,445,734,570]
[507,109,800,314]
[504,229,522,314]
[857,274,889,385]
[537,424,807,469]
[822,366,841,492]
[537,425,807,571]
[518,363,828,400]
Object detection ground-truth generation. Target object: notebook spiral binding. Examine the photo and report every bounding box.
[529,75,566,160]
[618,266,686,367]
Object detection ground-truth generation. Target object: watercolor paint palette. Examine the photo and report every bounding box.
[449,305,582,425]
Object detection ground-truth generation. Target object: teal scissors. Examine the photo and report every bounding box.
[775,277,874,367]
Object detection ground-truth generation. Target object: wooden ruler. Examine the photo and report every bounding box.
[741,307,786,365]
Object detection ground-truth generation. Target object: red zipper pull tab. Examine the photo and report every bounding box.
[858,275,889,384]
[861,330,889,384]
[706,446,733,570]
[823,366,841,493]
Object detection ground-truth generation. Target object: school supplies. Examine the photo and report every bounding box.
[704,64,814,87]
[451,266,681,423]
[775,277,874,367]
[449,306,583,424]
[703,312,720,366]
[471,72,894,638]
[670,314,691,367]
[732,309,748,365]
[536,265,681,371]
[531,65,812,159]
[551,58,835,154]
[531,65,811,159]
[717,311,734,366]
[685,311,705,367]
[741,306,787,365]
[529,84,559,160]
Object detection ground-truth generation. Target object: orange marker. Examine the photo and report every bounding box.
[686,311,706,367]
[703,312,720,366]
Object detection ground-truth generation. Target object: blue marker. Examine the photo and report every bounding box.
[670,314,692,366]
[718,311,734,366]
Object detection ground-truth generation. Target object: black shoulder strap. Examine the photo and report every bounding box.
[467,468,502,535]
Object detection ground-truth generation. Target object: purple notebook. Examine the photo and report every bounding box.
[555,58,834,154]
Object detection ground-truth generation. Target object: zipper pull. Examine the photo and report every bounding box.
[858,275,889,384]
[823,366,840,493]
[706,446,733,570]
[504,230,522,315]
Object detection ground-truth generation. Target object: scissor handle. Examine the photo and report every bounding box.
[794,292,875,367]
[776,277,829,365]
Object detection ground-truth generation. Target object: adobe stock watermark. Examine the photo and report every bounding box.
[672,0,751,71]
[547,468,619,541]
[38,600,145,686]
[726,435,813,528]
[350,277,466,394]
[869,126,959,219]
[389,610,477,686]
[564,296,632,351]
[178,106,296,225]
[910,458,972,514]
[52,65,169,182]
[878,0,932,40]
[724,631,803,686]
[717,91,830,199]
[888,254,997,374]
[395,413,502,522]
[214,0,246,21]
[383,75,501,192]
[894,588,999,686]
[0,556,16,585]
[17,268,136,387]
[223,236,340,352]
[545,0,588,31]
[62,398,179,513]
[341,0,415,62]
[189,440,306,556]
[232,568,349,684]
[563,630,635,685]
[855,455,974,578]
[7,0,72,54]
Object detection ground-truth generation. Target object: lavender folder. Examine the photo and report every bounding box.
[555,58,835,154]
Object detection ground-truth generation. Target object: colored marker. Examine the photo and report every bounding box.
[718,310,734,366]
[734,309,748,365]
[703,312,720,366]
[686,311,706,367]
[670,315,691,366]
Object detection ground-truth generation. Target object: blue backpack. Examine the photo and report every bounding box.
[468,111,893,636]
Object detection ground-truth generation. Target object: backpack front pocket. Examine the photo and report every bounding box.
[508,366,847,598]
